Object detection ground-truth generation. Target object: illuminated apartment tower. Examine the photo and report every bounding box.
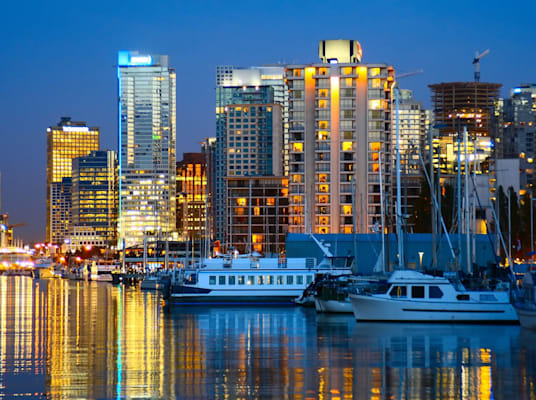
[71,150,118,247]
[46,117,99,243]
[176,153,207,242]
[215,66,287,243]
[429,82,501,174]
[287,40,395,234]
[118,51,176,247]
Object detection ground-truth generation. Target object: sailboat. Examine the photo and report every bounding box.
[349,87,518,323]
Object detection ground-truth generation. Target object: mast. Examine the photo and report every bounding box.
[457,123,462,268]
[395,85,404,269]
[464,126,471,274]
[379,151,386,273]
[429,123,437,270]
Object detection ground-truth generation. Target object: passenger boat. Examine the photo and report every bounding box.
[32,258,59,279]
[514,271,536,329]
[349,270,518,323]
[166,255,350,305]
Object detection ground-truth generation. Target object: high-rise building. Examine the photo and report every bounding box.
[202,138,217,244]
[46,117,99,243]
[286,39,395,234]
[49,177,72,245]
[176,153,207,242]
[429,82,501,174]
[214,67,286,243]
[71,150,118,248]
[118,51,176,247]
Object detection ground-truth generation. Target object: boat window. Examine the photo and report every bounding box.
[457,294,470,301]
[248,276,255,285]
[229,276,236,285]
[258,276,264,285]
[287,275,294,285]
[277,275,284,285]
[389,285,407,298]
[306,275,313,285]
[480,294,497,301]
[238,276,245,285]
[267,275,274,285]
[209,276,216,285]
[429,286,443,299]
[297,275,304,285]
[219,276,226,285]
[411,286,425,299]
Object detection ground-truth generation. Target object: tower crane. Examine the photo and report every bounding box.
[473,49,490,82]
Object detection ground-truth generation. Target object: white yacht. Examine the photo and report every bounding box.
[349,270,518,323]
[514,271,536,329]
[166,256,349,305]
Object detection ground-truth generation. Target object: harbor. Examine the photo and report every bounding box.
[2,275,536,399]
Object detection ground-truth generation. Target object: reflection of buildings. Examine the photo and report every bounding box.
[46,117,100,243]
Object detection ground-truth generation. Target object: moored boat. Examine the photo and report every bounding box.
[514,271,536,329]
[349,270,518,323]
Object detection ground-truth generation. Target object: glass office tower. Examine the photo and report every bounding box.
[118,51,176,247]
[46,117,99,243]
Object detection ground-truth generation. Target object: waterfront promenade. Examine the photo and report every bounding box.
[1,275,535,399]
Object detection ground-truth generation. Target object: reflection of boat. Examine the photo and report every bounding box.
[349,270,518,323]
[166,256,348,305]
[0,247,34,276]
[514,272,536,329]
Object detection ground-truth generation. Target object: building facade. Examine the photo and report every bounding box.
[118,51,176,247]
[46,117,99,243]
[71,150,118,248]
[176,153,207,242]
[226,176,288,255]
[215,66,287,243]
[49,178,72,245]
[286,39,395,235]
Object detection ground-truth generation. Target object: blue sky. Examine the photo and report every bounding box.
[1,0,535,242]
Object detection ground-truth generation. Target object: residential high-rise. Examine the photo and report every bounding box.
[286,39,395,234]
[214,66,287,243]
[49,177,72,245]
[46,117,99,243]
[118,51,176,247]
[176,153,207,242]
[71,150,118,248]
[429,82,501,174]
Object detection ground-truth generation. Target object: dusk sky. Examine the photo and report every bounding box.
[1,0,535,243]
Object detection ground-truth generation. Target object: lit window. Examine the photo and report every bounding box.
[342,141,353,151]
[343,205,352,215]
[292,143,303,152]
[369,100,381,110]
[370,68,380,77]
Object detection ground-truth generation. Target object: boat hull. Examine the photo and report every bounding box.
[350,294,518,323]
[168,286,302,305]
[514,304,536,329]
[315,298,353,313]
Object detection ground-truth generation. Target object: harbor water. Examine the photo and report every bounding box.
[1,276,536,399]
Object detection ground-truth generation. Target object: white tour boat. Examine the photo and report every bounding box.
[166,255,350,305]
[349,270,518,323]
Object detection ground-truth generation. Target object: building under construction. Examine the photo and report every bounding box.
[429,82,501,173]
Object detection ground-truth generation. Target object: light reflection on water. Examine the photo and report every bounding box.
[1,276,536,399]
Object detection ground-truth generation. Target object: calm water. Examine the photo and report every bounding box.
[1,276,536,399]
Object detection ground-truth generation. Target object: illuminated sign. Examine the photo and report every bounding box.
[62,126,89,132]
[117,51,153,67]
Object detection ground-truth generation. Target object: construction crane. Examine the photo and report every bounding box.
[473,49,490,82]
[397,69,424,80]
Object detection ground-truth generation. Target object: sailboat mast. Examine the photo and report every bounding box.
[464,126,471,274]
[379,151,386,273]
[395,86,404,270]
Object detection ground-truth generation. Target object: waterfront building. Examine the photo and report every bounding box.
[215,65,287,243]
[428,82,501,174]
[46,117,99,243]
[202,138,217,245]
[226,176,288,255]
[176,153,207,242]
[49,177,72,245]
[286,39,395,234]
[70,150,118,249]
[117,51,176,247]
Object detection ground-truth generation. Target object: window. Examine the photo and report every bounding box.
[297,276,304,285]
[306,275,313,285]
[238,276,245,285]
[219,276,226,285]
[277,275,284,285]
[457,294,470,301]
[248,276,255,285]
[229,276,236,285]
[389,285,407,298]
[267,276,274,285]
[429,286,443,299]
[411,286,425,298]
[287,276,294,285]
[209,276,216,285]
[257,276,264,285]
[480,294,497,301]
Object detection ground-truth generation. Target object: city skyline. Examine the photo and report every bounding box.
[1,0,535,242]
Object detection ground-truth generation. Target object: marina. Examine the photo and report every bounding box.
[1,275,536,399]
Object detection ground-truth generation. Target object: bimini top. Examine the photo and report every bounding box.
[387,270,449,284]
